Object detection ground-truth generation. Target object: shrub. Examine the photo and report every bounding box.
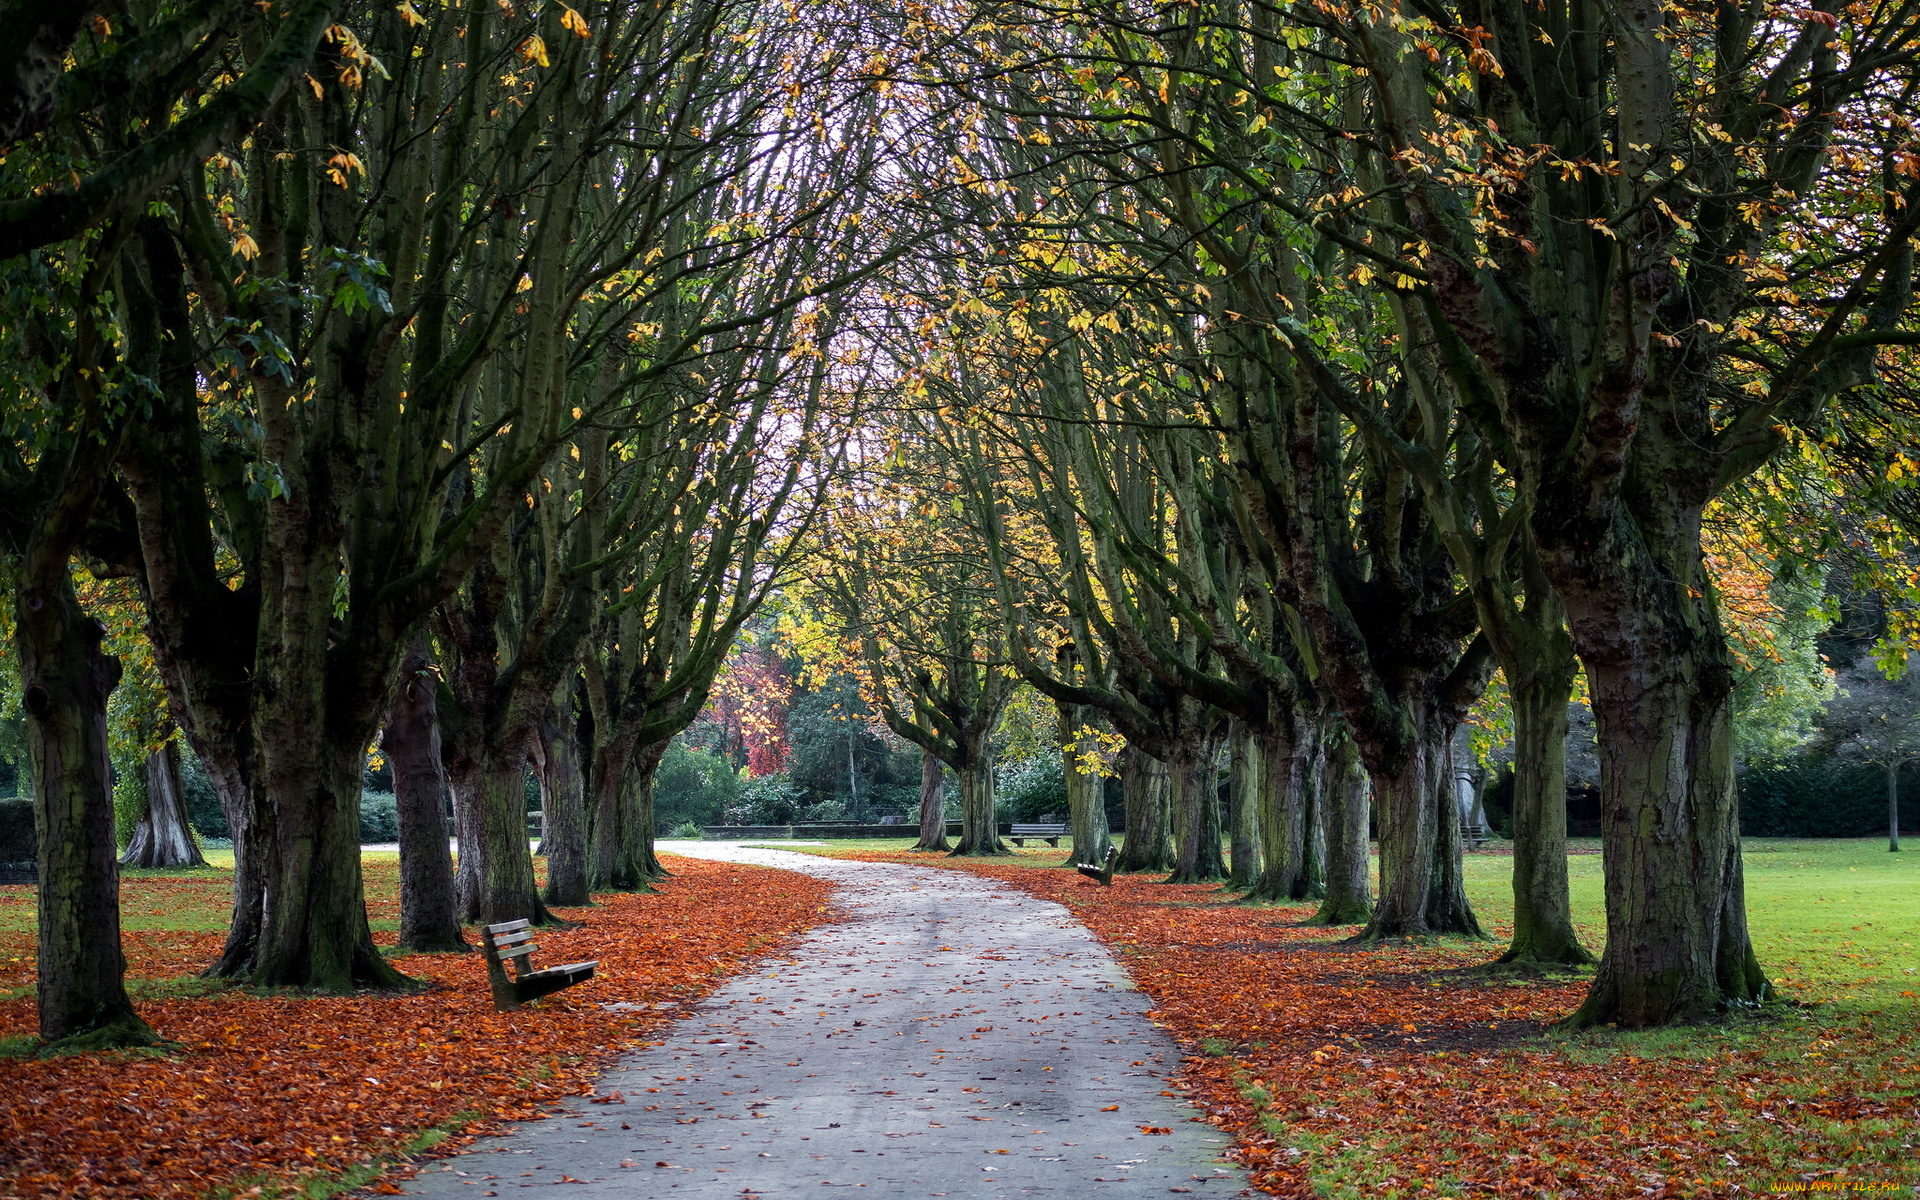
[732,772,808,824]
[112,757,146,850]
[180,753,228,839]
[997,754,1067,823]
[666,820,705,839]
[653,743,742,833]
[359,792,399,843]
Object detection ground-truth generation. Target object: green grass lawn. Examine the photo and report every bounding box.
[736,834,1919,1007]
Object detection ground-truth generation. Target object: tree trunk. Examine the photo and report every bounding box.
[1890,762,1901,853]
[586,729,639,890]
[1302,767,1325,899]
[1246,714,1313,903]
[1225,720,1260,889]
[1310,736,1374,926]
[18,570,155,1047]
[948,756,1005,856]
[1564,665,1770,1027]
[615,742,670,886]
[1497,671,1593,966]
[120,740,207,870]
[539,701,591,906]
[1354,710,1481,940]
[386,645,465,953]
[449,756,551,926]
[1115,746,1174,872]
[1165,742,1227,884]
[913,748,950,852]
[1056,702,1110,867]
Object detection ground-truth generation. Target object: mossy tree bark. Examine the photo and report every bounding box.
[585,725,642,890]
[1114,747,1174,873]
[1351,703,1484,940]
[537,691,591,907]
[914,749,950,852]
[385,642,464,953]
[1311,734,1374,927]
[1497,643,1592,967]
[18,567,155,1047]
[617,743,672,886]
[120,740,207,870]
[1245,710,1319,904]
[951,756,1006,857]
[1164,736,1227,885]
[1225,719,1260,889]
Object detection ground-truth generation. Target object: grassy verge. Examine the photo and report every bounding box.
[828,836,1918,1198]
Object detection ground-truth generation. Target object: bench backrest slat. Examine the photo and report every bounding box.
[490,929,533,947]
[486,919,532,934]
[497,943,538,960]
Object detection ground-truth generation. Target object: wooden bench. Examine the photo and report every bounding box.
[479,920,598,1012]
[1009,822,1069,847]
[1076,845,1118,886]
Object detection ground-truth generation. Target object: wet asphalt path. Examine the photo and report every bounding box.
[398,842,1241,1199]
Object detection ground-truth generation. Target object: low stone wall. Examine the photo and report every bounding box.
[699,822,966,840]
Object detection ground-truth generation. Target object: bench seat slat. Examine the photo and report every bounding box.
[524,960,598,981]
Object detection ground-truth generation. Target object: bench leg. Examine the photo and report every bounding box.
[1009,837,1024,847]
[1044,837,1060,848]
[480,942,522,1012]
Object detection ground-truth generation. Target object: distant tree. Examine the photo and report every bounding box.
[1822,657,1920,852]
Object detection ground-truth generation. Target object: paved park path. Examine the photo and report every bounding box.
[398,843,1244,1199]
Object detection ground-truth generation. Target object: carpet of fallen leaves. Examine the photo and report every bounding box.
[835,850,1920,1199]
[0,856,832,1200]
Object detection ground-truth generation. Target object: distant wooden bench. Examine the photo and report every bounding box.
[0,862,35,886]
[479,920,597,1012]
[1009,822,1069,847]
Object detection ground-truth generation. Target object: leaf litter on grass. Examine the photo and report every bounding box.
[823,847,1920,1199]
[0,855,833,1199]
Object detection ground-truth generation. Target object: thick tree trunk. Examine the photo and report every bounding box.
[18,571,155,1047]
[197,756,271,980]
[1354,711,1481,940]
[586,730,638,890]
[386,646,465,953]
[1165,742,1227,884]
[1497,671,1593,966]
[1564,665,1769,1027]
[228,720,405,989]
[948,756,1006,856]
[613,742,670,886]
[1114,746,1174,872]
[1310,736,1374,926]
[450,757,551,926]
[913,748,950,852]
[539,705,591,906]
[1246,715,1314,903]
[1225,720,1260,889]
[120,740,207,870]
[1056,702,1111,868]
